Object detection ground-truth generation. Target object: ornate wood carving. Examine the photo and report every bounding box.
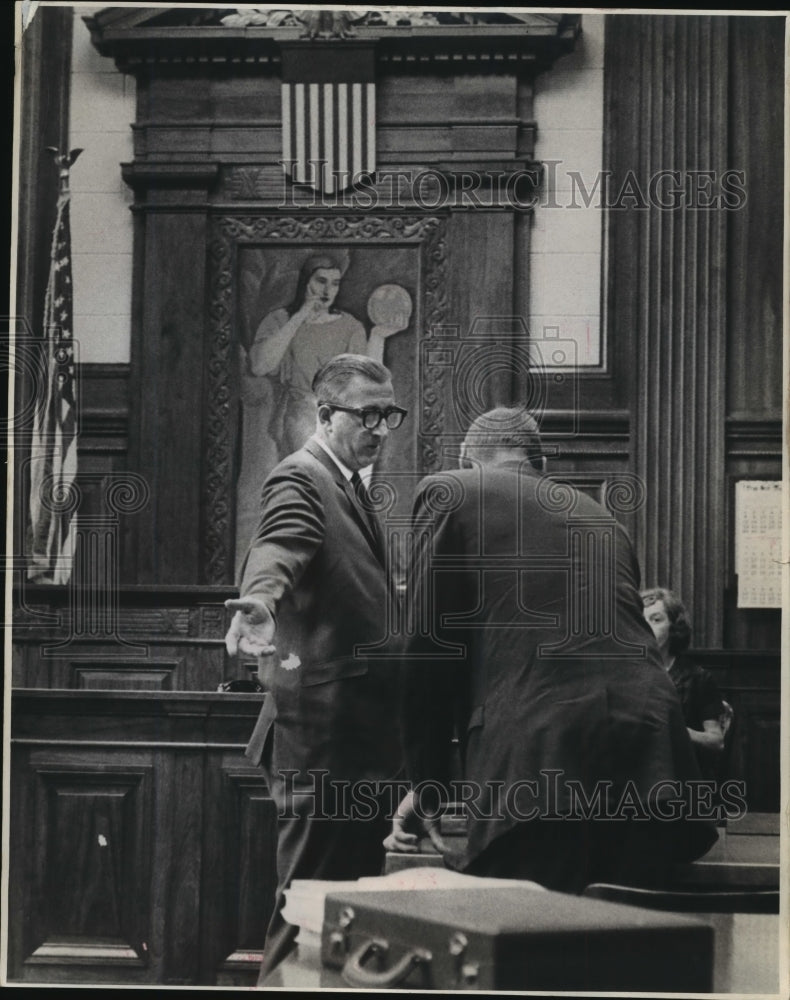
[203,213,447,585]
[85,8,581,75]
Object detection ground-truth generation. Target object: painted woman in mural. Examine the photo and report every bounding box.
[247,253,367,456]
[235,249,412,576]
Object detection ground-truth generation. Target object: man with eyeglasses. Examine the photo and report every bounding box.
[225,353,407,981]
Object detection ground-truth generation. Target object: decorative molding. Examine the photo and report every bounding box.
[85,8,579,34]
[204,213,447,584]
[72,660,179,690]
[12,586,235,643]
[11,690,264,746]
[226,166,271,201]
[217,10,565,31]
[725,416,782,461]
[220,161,543,207]
[540,409,631,459]
[84,9,580,76]
[77,363,130,446]
[121,162,221,193]
[12,606,219,640]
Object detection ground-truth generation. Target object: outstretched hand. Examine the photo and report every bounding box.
[224,597,276,657]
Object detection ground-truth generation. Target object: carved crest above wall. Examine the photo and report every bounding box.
[85,6,581,74]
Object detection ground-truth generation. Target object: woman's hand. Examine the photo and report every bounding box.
[371,318,409,340]
[293,298,323,325]
[687,720,725,753]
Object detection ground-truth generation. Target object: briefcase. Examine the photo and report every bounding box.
[322,886,713,992]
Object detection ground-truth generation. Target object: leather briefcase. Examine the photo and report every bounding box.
[322,886,713,992]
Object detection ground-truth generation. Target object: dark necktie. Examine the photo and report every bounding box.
[351,472,381,542]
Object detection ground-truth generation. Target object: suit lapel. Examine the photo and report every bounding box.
[304,440,387,567]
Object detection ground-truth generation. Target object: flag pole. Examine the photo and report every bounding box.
[26,146,82,585]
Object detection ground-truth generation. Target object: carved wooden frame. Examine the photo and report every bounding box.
[203,213,448,585]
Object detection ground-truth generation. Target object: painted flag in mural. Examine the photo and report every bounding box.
[27,151,81,584]
[281,44,376,194]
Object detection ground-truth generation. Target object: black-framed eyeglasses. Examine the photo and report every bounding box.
[319,401,408,430]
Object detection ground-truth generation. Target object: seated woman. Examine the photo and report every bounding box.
[641,587,729,777]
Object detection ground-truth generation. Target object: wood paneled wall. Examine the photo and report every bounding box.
[605,15,783,650]
[727,17,785,418]
[9,690,274,986]
[722,17,785,650]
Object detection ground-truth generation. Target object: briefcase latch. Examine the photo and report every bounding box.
[449,931,479,987]
[327,905,356,959]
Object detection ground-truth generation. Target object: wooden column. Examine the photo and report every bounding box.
[607,16,729,646]
[121,164,220,585]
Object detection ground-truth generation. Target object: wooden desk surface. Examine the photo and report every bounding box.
[263,945,343,990]
[726,811,781,837]
[387,814,783,890]
[671,826,780,890]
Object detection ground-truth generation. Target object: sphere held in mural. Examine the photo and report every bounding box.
[367,283,413,333]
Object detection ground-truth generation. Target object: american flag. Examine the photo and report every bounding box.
[27,150,81,584]
[281,44,376,194]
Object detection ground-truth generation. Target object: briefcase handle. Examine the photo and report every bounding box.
[341,937,432,989]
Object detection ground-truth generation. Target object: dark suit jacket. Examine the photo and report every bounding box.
[401,462,716,866]
[239,438,402,803]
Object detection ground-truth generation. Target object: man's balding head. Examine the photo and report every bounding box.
[460,408,545,470]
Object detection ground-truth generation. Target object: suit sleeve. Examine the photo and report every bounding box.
[401,476,468,798]
[238,466,325,615]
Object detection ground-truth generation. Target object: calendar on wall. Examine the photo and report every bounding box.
[735,480,784,608]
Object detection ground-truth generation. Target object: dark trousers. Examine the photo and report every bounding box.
[463,818,696,894]
[257,791,392,984]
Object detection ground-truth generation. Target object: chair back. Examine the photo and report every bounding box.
[582,883,777,913]
[720,699,735,738]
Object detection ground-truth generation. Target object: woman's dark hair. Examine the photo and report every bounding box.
[640,586,692,655]
[286,253,348,317]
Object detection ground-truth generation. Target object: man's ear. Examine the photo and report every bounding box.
[317,404,332,425]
